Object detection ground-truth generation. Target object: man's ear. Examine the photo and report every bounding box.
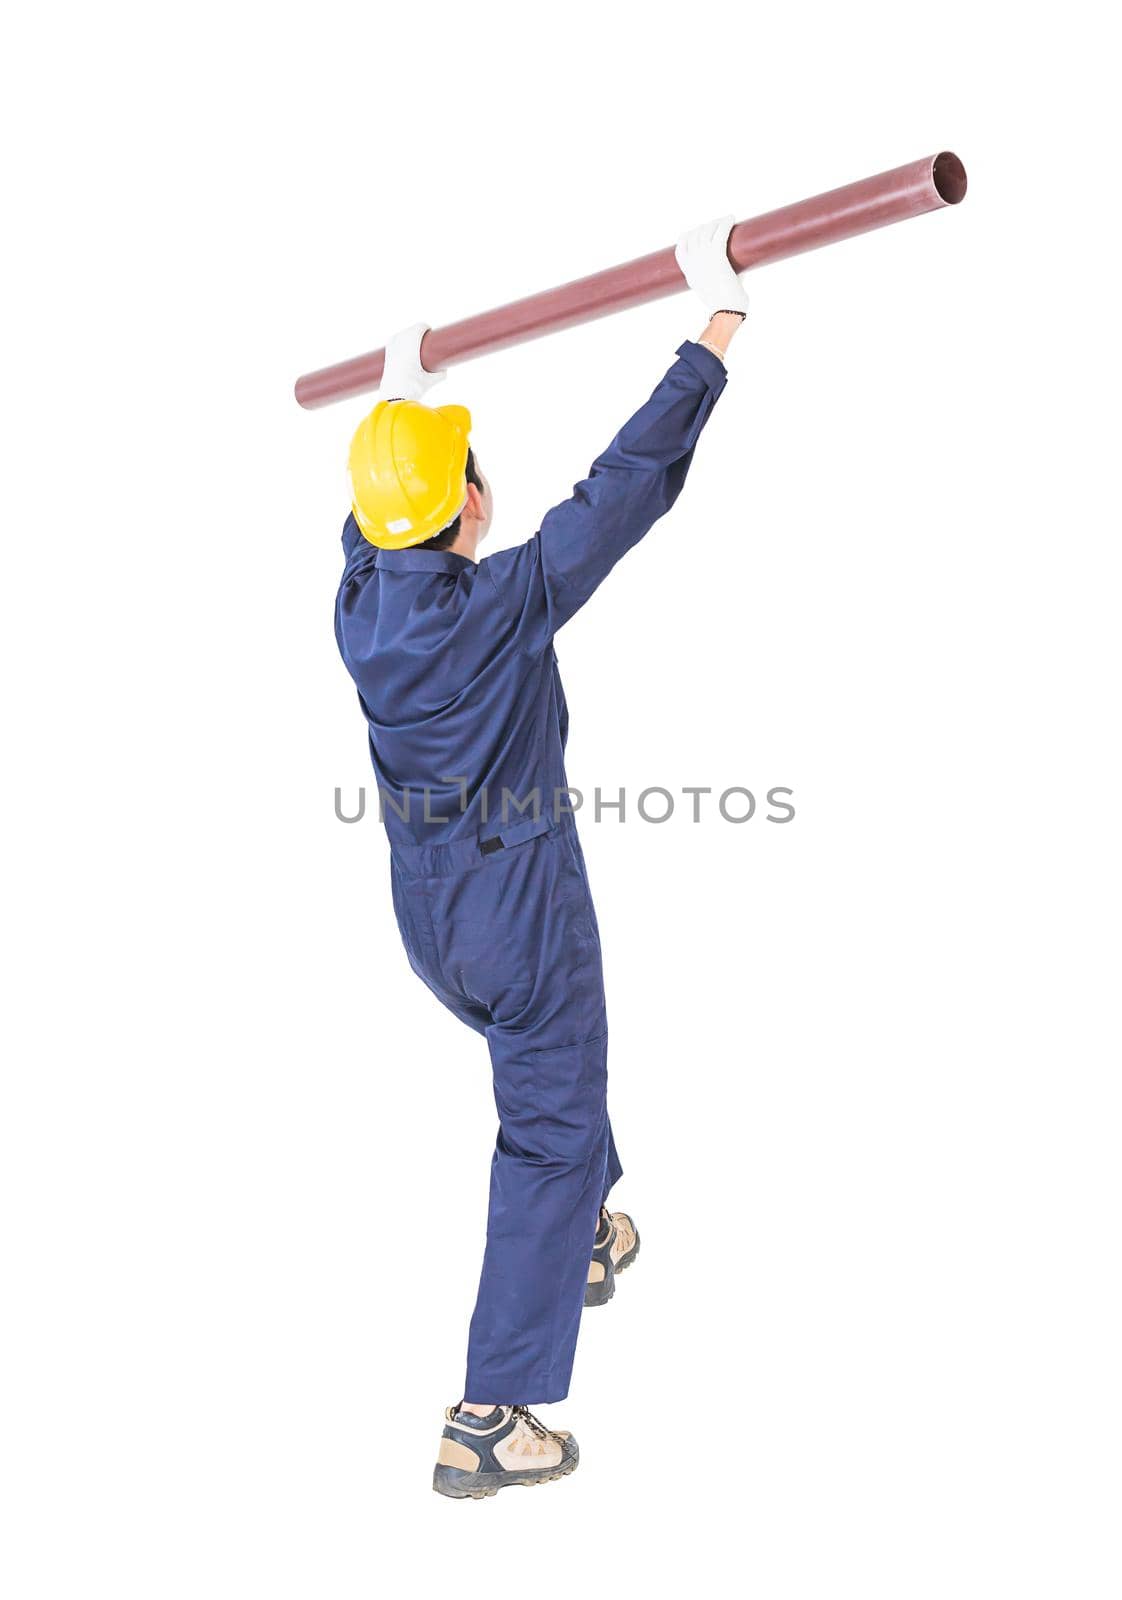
[464,481,485,519]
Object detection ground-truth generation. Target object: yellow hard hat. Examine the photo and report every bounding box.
[348,399,473,549]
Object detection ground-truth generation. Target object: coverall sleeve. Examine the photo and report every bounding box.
[481,340,728,651]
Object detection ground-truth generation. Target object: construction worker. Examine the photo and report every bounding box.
[335,217,747,1498]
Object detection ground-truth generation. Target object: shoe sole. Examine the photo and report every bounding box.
[583,1231,640,1308]
[433,1450,579,1499]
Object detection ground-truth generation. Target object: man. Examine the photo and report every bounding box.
[335,217,747,1497]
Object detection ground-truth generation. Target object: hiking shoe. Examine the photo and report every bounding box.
[585,1206,640,1307]
[432,1404,579,1499]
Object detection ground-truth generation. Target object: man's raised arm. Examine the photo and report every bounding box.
[483,218,750,649]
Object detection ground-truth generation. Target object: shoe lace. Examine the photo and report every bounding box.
[511,1405,551,1441]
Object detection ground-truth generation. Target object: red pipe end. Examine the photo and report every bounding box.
[932,151,967,205]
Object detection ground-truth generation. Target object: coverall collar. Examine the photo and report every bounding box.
[374,548,477,575]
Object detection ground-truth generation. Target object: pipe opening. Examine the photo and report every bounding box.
[933,151,967,205]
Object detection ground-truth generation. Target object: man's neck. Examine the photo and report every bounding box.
[447,526,480,562]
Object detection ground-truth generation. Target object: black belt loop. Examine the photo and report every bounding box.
[479,836,505,856]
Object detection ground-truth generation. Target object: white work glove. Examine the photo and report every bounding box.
[674,216,750,319]
[380,321,446,401]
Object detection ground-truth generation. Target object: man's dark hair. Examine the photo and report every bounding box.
[418,448,482,551]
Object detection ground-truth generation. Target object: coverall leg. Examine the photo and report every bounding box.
[391,815,622,1404]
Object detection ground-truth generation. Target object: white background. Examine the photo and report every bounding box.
[3,3,1118,1596]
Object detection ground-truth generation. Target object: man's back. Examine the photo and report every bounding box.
[335,531,568,849]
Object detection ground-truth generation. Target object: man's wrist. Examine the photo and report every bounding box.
[696,309,747,361]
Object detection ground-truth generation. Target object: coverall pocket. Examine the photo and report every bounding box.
[553,829,599,949]
[490,1034,608,1167]
[482,811,556,856]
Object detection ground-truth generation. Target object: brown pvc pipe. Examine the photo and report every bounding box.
[295,151,966,409]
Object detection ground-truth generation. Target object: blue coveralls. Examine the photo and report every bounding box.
[335,341,727,1403]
